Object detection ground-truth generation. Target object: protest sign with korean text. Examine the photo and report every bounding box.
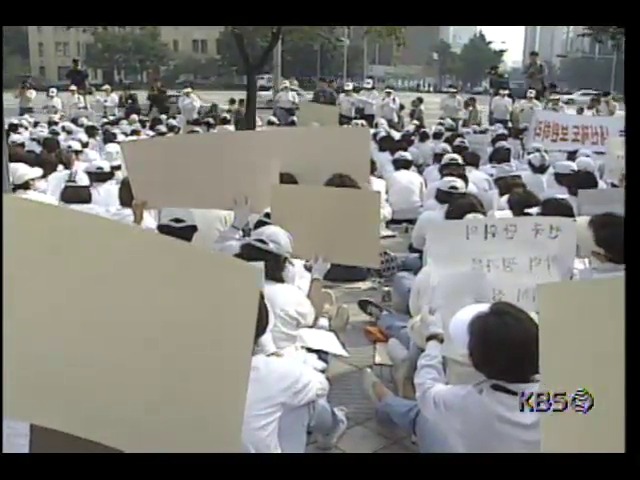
[425,217,577,313]
[525,110,624,153]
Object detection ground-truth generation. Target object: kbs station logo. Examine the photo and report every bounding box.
[519,388,595,414]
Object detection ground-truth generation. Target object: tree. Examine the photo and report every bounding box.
[429,40,459,86]
[225,26,405,130]
[457,32,504,86]
[581,26,625,47]
[560,55,624,92]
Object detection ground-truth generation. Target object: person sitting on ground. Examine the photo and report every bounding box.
[575,213,624,280]
[10,163,58,205]
[104,177,157,231]
[537,197,576,218]
[387,151,426,224]
[506,189,541,217]
[422,141,453,187]
[363,301,541,453]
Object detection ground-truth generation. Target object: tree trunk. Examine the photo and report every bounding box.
[244,67,258,130]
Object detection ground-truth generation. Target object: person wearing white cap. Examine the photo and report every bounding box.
[369,159,393,227]
[575,213,624,280]
[66,85,86,117]
[378,87,400,129]
[408,129,433,169]
[422,140,453,187]
[85,160,120,208]
[545,160,577,198]
[98,85,119,118]
[371,132,396,180]
[15,80,37,116]
[362,301,540,453]
[103,142,125,182]
[575,156,607,189]
[439,86,464,128]
[543,93,565,112]
[386,151,425,223]
[274,81,299,125]
[10,163,58,205]
[178,87,202,130]
[515,90,542,127]
[65,140,89,172]
[43,88,63,115]
[461,151,498,213]
[336,83,358,126]
[490,89,513,128]
[242,292,348,453]
[156,209,199,243]
[597,91,618,116]
[356,78,380,127]
[57,170,110,218]
[520,151,550,198]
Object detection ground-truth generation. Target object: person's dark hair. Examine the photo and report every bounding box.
[60,185,92,204]
[468,302,539,383]
[507,189,541,216]
[495,176,526,197]
[102,130,117,145]
[488,146,511,165]
[462,150,481,169]
[444,132,464,146]
[445,193,486,220]
[118,177,135,208]
[574,171,598,191]
[38,154,60,177]
[235,243,288,283]
[279,172,299,185]
[432,130,445,141]
[452,143,469,156]
[417,129,430,143]
[87,171,115,184]
[149,117,163,131]
[253,291,269,346]
[588,213,624,264]
[553,172,578,196]
[392,158,413,171]
[528,160,550,175]
[41,136,61,154]
[253,212,273,231]
[439,163,466,179]
[529,50,539,57]
[377,135,396,152]
[324,173,360,189]
[490,133,509,147]
[12,181,32,193]
[566,149,579,161]
[228,97,237,106]
[157,224,199,243]
[85,125,100,139]
[539,198,575,218]
[435,189,466,206]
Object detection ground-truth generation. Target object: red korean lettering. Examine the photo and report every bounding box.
[542,121,552,141]
[589,126,600,146]
[580,125,590,145]
[533,122,543,140]
[550,122,560,143]
[599,125,609,147]
[559,124,570,142]
[571,125,581,143]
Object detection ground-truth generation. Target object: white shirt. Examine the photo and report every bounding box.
[14,189,58,206]
[372,150,395,180]
[379,96,400,122]
[411,208,446,252]
[90,182,120,208]
[67,93,86,113]
[190,209,234,249]
[516,99,541,126]
[423,164,441,188]
[387,169,425,220]
[264,280,316,350]
[242,354,329,453]
[466,167,498,213]
[178,94,202,121]
[104,207,158,231]
[440,96,464,119]
[491,96,513,120]
[337,93,357,117]
[275,90,299,109]
[357,90,380,115]
[101,92,119,116]
[414,342,540,453]
[370,176,392,223]
[44,96,63,114]
[520,170,548,198]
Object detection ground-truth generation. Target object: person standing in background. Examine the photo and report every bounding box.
[357,79,380,127]
[146,80,169,117]
[523,51,547,100]
[99,85,119,118]
[234,99,247,130]
[597,92,618,116]
[15,79,37,116]
[65,58,91,105]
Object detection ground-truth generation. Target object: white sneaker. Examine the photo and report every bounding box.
[386,338,409,365]
[315,407,348,450]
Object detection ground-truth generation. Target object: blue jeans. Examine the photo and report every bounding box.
[278,399,342,453]
[378,311,411,348]
[377,396,453,453]
[391,272,416,314]
[395,253,422,274]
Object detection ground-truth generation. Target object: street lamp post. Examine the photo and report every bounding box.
[342,26,350,84]
[272,37,283,100]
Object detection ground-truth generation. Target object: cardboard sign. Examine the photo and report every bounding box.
[4,196,262,453]
[122,132,280,211]
[271,185,380,268]
[577,189,624,216]
[604,136,625,183]
[297,103,339,127]
[266,126,371,187]
[538,277,625,453]
[425,217,577,313]
[525,110,625,153]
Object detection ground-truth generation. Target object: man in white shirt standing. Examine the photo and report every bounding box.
[66,85,86,117]
[336,82,358,126]
[357,78,380,127]
[490,89,513,128]
[515,89,542,127]
[99,84,119,118]
[178,87,202,131]
[43,88,63,116]
[439,85,464,129]
[378,87,401,129]
[597,91,618,116]
[274,80,299,125]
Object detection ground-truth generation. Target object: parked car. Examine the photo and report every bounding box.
[559,89,601,106]
[256,85,310,109]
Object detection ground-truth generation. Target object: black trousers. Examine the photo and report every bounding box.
[18,107,34,116]
[338,114,354,126]
[362,114,375,127]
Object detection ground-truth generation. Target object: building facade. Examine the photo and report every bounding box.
[522,26,566,66]
[439,26,477,53]
[27,26,224,84]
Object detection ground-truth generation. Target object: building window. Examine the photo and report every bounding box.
[172,39,180,52]
[38,42,45,58]
[192,39,200,54]
[58,66,71,81]
[77,42,83,57]
[200,39,208,55]
[55,42,70,57]
[38,66,46,79]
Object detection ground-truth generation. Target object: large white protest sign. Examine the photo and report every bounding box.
[577,189,624,216]
[604,136,625,183]
[425,217,577,314]
[525,110,624,153]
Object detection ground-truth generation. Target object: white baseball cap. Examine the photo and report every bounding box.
[553,161,578,175]
[441,153,465,166]
[527,152,549,167]
[363,79,374,89]
[66,140,84,152]
[246,225,293,257]
[575,156,596,173]
[84,160,112,173]
[493,163,522,180]
[393,151,413,162]
[11,164,44,185]
[436,176,467,193]
[343,82,354,91]
[449,303,492,352]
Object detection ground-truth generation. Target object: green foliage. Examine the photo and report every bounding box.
[457,32,504,85]
[430,40,460,79]
[581,26,625,48]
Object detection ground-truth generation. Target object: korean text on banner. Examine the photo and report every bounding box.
[577,189,624,216]
[538,278,625,453]
[425,217,577,313]
[265,126,371,187]
[4,196,262,453]
[122,131,280,211]
[271,185,381,268]
[525,110,624,153]
[604,136,625,183]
